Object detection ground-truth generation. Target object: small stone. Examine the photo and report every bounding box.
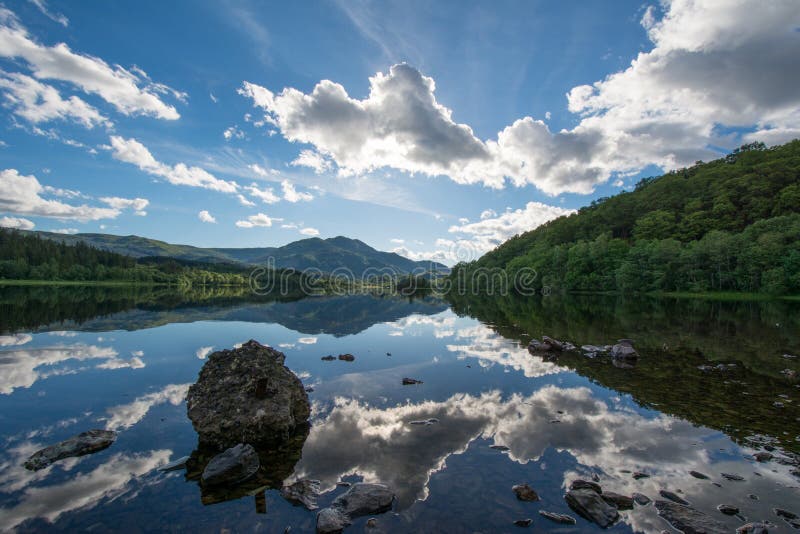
[749,494,759,500]
[305,386,315,393]
[591,472,600,482]
[201,443,260,486]
[659,490,690,505]
[338,353,355,361]
[316,507,349,534]
[321,355,336,361]
[775,508,798,520]
[366,518,378,528]
[332,483,394,518]
[490,444,510,451]
[282,479,321,510]
[633,493,651,505]
[718,504,740,515]
[512,484,540,502]
[721,473,745,481]
[689,470,709,479]
[402,377,423,385]
[737,523,770,533]
[633,471,650,479]
[754,452,773,462]
[539,511,577,524]
[513,519,532,527]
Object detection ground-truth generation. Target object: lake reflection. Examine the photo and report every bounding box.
[0,288,798,532]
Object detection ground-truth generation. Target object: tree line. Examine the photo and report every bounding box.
[453,140,800,295]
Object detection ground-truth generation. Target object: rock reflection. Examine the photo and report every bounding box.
[184,425,309,508]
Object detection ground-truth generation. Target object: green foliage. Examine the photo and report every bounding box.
[453,140,800,295]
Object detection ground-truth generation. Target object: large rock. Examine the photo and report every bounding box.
[201,443,260,486]
[187,340,310,448]
[565,488,619,528]
[24,429,116,471]
[316,483,395,533]
[654,500,727,534]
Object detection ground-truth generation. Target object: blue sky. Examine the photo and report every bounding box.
[1,0,798,264]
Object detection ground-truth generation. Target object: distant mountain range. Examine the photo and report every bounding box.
[25,231,449,275]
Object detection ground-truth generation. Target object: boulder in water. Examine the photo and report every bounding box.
[24,429,116,471]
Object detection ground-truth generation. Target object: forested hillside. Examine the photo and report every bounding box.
[0,229,251,287]
[453,140,800,295]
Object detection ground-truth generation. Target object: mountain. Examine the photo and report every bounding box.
[27,231,449,276]
[454,140,800,295]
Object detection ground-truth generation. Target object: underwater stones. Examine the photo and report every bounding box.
[201,443,260,486]
[655,500,727,534]
[512,484,540,502]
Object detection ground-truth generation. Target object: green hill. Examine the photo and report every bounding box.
[454,140,800,295]
[25,232,449,276]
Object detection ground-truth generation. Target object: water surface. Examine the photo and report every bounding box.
[1,288,799,532]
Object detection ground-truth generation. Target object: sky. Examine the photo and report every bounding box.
[0,0,798,265]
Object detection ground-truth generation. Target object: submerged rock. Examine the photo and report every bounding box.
[655,500,727,534]
[338,353,355,362]
[490,444,510,451]
[632,471,650,479]
[539,510,577,524]
[317,507,349,534]
[633,493,652,505]
[689,470,709,479]
[316,482,395,532]
[187,341,310,449]
[282,479,321,510]
[774,508,798,520]
[753,452,773,462]
[565,488,619,528]
[402,378,423,385]
[512,483,540,501]
[721,472,745,481]
[201,443,260,486]
[513,519,532,527]
[659,490,690,506]
[321,355,336,361]
[24,429,116,471]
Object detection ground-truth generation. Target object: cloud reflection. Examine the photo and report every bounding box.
[104,384,190,430]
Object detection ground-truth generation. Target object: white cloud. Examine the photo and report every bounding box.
[27,0,68,27]
[299,227,319,236]
[209,92,218,103]
[0,8,181,119]
[195,346,214,359]
[390,238,405,244]
[109,136,239,193]
[448,201,575,254]
[0,169,120,221]
[248,163,278,178]
[223,125,245,140]
[0,71,109,128]
[0,215,34,230]
[0,333,33,346]
[246,182,280,204]
[197,210,216,223]
[235,212,275,228]
[241,3,800,194]
[291,149,332,173]
[52,228,78,234]
[236,193,256,207]
[99,196,148,216]
[281,180,312,202]
[298,337,318,345]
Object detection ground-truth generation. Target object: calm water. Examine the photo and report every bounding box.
[1,288,799,532]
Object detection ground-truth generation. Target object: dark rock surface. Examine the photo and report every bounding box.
[737,523,770,534]
[338,353,355,362]
[402,378,423,385]
[717,504,739,515]
[513,519,532,527]
[633,492,651,505]
[602,492,634,510]
[721,472,745,481]
[611,339,638,361]
[689,470,709,479]
[570,479,602,493]
[187,341,310,448]
[317,507,349,534]
[565,487,619,528]
[655,500,727,534]
[201,443,260,486]
[24,429,116,471]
